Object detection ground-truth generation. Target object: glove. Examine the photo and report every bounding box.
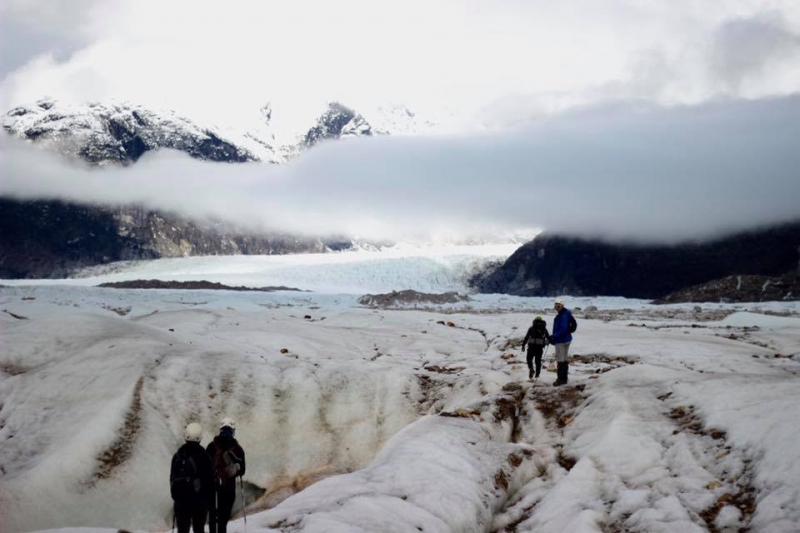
[225,462,241,477]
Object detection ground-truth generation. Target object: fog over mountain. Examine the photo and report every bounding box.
[2,96,799,243]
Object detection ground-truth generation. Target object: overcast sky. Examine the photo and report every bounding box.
[1,0,800,242]
[3,0,800,124]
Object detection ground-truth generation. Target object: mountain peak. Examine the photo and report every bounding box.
[4,97,437,165]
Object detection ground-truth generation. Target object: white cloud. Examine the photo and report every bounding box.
[2,0,800,127]
[2,96,799,243]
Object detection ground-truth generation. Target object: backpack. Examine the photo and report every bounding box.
[171,451,202,503]
[531,320,548,345]
[212,446,240,485]
[568,314,578,333]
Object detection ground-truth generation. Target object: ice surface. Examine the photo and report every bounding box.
[1,246,799,532]
[1,243,520,295]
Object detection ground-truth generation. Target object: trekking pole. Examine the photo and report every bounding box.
[239,476,248,533]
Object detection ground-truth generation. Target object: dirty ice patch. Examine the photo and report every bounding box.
[250,414,526,533]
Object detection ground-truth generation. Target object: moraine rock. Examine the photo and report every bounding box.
[655,272,800,303]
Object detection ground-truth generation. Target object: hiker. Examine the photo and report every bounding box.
[170,423,214,533]
[551,299,576,386]
[207,417,246,533]
[521,316,552,380]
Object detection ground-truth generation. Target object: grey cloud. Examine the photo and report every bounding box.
[0,0,97,78]
[2,96,800,244]
[711,13,800,89]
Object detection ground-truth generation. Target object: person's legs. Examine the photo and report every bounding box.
[217,487,236,533]
[175,504,191,533]
[526,349,534,378]
[208,490,218,533]
[553,343,571,384]
[532,346,543,377]
[190,504,208,533]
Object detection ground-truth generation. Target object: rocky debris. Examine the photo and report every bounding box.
[98,279,301,292]
[359,290,471,307]
[92,377,144,482]
[423,365,466,374]
[655,271,800,303]
[470,222,800,300]
[2,309,29,320]
[102,305,131,316]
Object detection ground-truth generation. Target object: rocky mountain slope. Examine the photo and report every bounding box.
[656,271,800,303]
[469,222,800,300]
[0,198,335,279]
[1,98,425,279]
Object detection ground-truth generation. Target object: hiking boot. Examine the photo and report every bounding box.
[553,378,564,386]
[529,370,534,380]
[557,362,569,385]
[535,372,540,378]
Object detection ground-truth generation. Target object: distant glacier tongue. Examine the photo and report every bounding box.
[61,243,521,293]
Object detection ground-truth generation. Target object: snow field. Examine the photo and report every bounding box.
[1,284,799,533]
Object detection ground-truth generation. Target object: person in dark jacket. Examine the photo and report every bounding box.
[551,299,574,386]
[521,316,552,380]
[206,417,246,533]
[170,423,214,533]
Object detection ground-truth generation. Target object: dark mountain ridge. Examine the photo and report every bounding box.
[470,222,800,300]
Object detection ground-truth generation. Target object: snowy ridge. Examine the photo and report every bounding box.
[3,98,263,163]
[3,98,437,165]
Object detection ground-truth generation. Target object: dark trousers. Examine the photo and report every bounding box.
[210,486,236,533]
[175,502,208,533]
[526,346,543,377]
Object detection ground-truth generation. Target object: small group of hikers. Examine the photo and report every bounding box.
[520,299,576,386]
[170,418,246,533]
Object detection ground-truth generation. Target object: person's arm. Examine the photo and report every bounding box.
[199,449,215,502]
[169,453,178,483]
[521,328,531,350]
[236,444,246,477]
[551,315,563,343]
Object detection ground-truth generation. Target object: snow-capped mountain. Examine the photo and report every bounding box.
[302,102,373,148]
[3,98,432,165]
[4,98,258,164]
[0,97,441,278]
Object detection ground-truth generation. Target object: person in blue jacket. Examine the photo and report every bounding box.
[551,299,575,386]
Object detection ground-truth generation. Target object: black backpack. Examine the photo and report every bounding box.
[212,446,240,485]
[171,452,202,503]
[568,314,578,333]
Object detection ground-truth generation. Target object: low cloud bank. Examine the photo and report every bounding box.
[2,96,799,243]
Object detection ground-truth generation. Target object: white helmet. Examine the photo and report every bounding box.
[184,422,202,442]
[220,417,236,430]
